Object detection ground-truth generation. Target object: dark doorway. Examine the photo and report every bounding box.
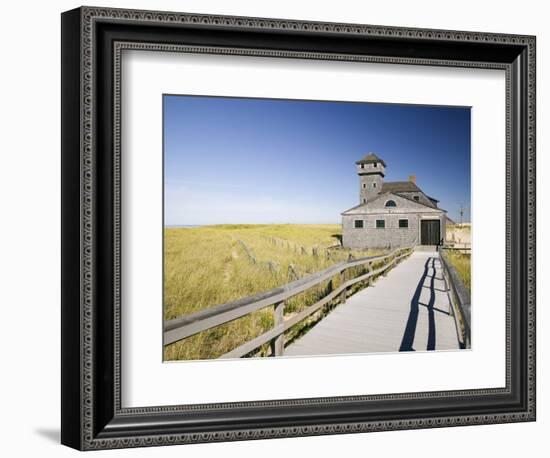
[421,220,441,245]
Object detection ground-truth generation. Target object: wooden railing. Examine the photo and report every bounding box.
[439,247,471,348]
[443,244,472,254]
[164,246,414,358]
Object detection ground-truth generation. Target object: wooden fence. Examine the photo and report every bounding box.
[164,246,413,358]
[439,247,471,348]
[443,245,472,254]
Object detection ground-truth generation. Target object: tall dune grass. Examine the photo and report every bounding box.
[445,250,471,293]
[164,224,384,361]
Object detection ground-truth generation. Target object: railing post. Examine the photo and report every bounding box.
[366,261,372,287]
[340,269,346,304]
[271,301,284,356]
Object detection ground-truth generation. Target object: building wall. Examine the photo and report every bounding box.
[357,162,385,204]
[359,173,384,204]
[342,212,446,249]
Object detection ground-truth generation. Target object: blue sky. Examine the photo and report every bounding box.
[164,95,470,225]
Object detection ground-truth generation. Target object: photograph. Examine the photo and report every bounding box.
[162,95,472,361]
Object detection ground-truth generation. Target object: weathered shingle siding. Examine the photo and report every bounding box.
[343,213,446,249]
[343,213,420,249]
[359,173,383,203]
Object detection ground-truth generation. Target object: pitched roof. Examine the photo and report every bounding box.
[340,202,367,214]
[381,181,421,193]
[341,191,446,215]
[393,191,440,210]
[355,153,386,167]
[382,183,442,210]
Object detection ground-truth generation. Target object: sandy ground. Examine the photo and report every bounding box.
[446,224,471,248]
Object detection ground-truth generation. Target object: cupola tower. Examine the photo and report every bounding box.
[355,153,386,204]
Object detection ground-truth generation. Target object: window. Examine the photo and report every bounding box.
[374,163,377,168]
[361,164,364,169]
[363,183,366,189]
[413,195,420,202]
[354,220,364,228]
[363,199,366,204]
[399,219,409,228]
[385,200,396,207]
[373,183,377,188]
[376,219,385,229]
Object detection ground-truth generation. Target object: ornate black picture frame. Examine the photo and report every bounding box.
[61,6,536,450]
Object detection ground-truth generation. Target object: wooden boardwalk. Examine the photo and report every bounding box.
[285,250,461,356]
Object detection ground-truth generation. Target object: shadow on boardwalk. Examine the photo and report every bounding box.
[399,257,451,352]
[284,251,460,356]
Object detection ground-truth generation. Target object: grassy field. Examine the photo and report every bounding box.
[444,224,471,293]
[445,250,471,293]
[164,224,385,361]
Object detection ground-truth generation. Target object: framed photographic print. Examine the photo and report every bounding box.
[61,6,536,450]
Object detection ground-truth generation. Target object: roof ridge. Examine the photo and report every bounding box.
[393,192,434,209]
[340,202,366,214]
[355,153,386,167]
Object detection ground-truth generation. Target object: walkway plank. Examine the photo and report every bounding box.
[285,251,460,356]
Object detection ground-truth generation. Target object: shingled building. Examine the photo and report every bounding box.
[342,153,447,249]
